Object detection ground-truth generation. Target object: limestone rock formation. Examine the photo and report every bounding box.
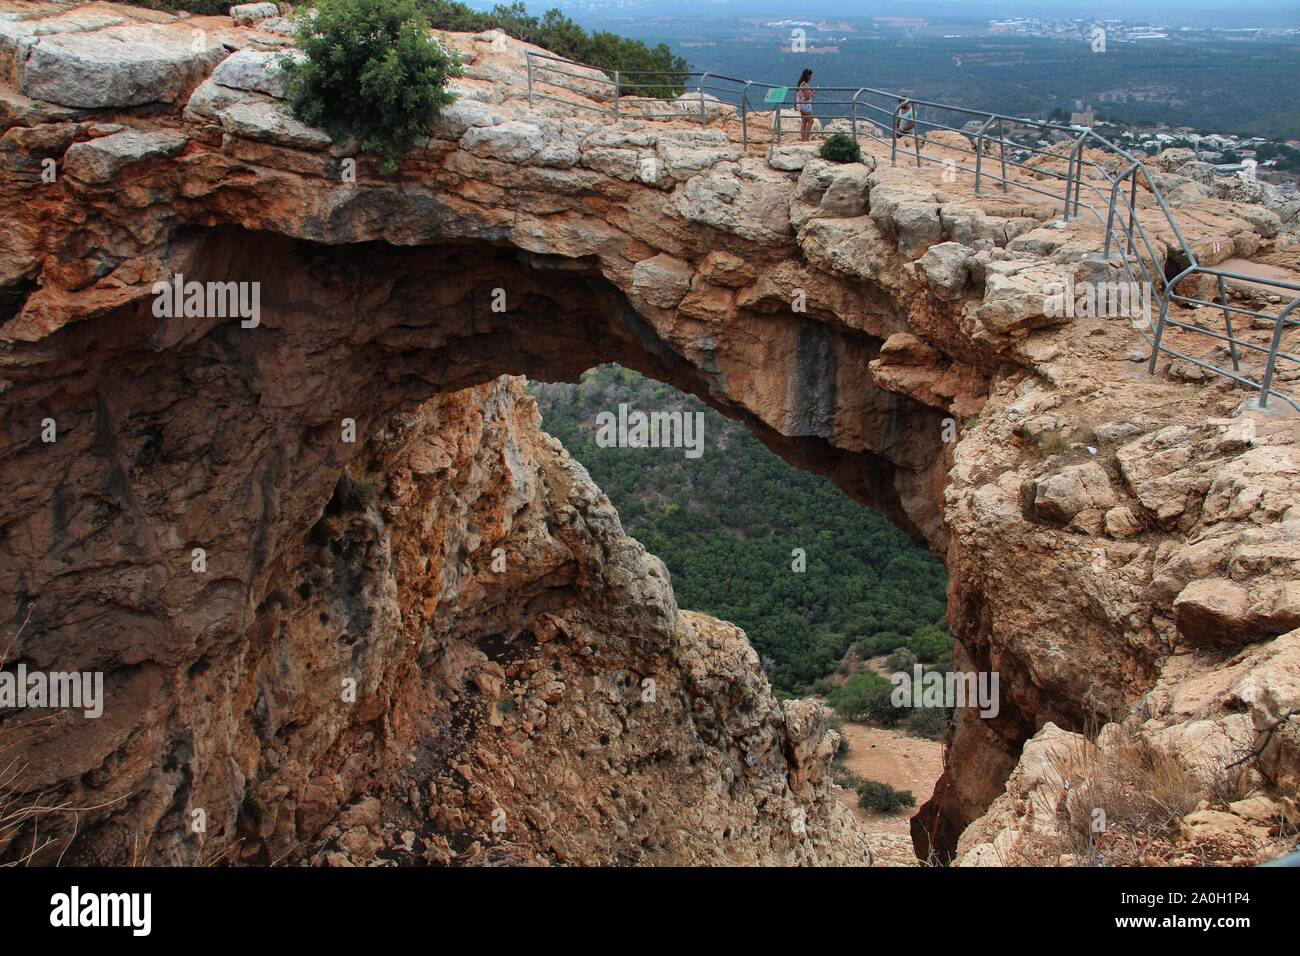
[1,4,1298,866]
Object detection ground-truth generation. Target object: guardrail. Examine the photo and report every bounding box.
[524,50,1299,412]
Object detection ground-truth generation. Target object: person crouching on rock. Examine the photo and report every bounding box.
[796,69,815,142]
[894,100,916,137]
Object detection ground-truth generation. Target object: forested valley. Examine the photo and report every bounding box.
[530,366,952,713]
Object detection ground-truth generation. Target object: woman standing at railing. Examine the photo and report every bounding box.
[796,69,815,142]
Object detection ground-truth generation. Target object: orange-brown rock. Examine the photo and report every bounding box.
[1,6,1298,866]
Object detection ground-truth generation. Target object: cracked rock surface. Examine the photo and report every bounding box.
[1,6,1297,865]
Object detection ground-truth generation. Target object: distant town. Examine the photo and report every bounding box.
[1043,106,1300,190]
[985,17,1300,42]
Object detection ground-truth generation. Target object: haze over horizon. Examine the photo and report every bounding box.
[467,0,1300,30]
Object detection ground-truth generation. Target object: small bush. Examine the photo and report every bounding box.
[808,676,836,697]
[832,764,862,789]
[857,780,916,813]
[857,631,906,658]
[819,132,862,164]
[909,625,953,667]
[885,647,917,672]
[827,671,902,726]
[283,0,462,174]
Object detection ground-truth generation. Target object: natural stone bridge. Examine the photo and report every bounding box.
[1,3,1297,865]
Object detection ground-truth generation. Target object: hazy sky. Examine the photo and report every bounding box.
[527,0,1300,29]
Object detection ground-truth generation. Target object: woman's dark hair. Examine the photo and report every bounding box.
[798,69,813,85]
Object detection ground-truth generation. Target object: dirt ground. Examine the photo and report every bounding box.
[832,719,944,867]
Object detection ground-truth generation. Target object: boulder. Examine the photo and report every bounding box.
[673,91,734,121]
[655,128,740,179]
[1172,578,1281,647]
[461,120,547,163]
[229,3,279,27]
[62,128,187,184]
[1030,462,1117,523]
[869,181,942,258]
[530,134,580,169]
[19,23,228,108]
[184,78,250,124]
[579,146,641,181]
[256,17,297,37]
[916,241,974,297]
[799,215,896,285]
[974,265,1059,335]
[767,144,817,171]
[211,49,301,100]
[818,164,871,217]
[941,205,1014,247]
[672,162,792,246]
[632,254,694,309]
[217,99,333,150]
[429,97,498,141]
[794,158,836,204]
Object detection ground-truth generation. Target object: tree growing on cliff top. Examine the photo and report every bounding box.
[282,0,461,174]
[420,1,688,97]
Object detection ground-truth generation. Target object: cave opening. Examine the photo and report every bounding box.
[1,226,996,866]
[529,362,952,864]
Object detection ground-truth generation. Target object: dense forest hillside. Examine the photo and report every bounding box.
[530,366,949,696]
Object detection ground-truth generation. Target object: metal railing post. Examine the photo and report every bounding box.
[1127,174,1138,250]
[1148,265,1196,375]
[998,118,1008,192]
[913,108,922,168]
[1064,130,1088,221]
[1217,276,1241,372]
[1147,296,1172,376]
[851,88,864,143]
[1104,163,1137,258]
[698,72,709,127]
[741,81,751,150]
[1074,149,1085,214]
[1258,297,1300,408]
[890,99,901,166]
[613,70,620,117]
[973,116,994,194]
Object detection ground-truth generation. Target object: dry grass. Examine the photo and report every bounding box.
[0,605,129,866]
[1045,726,1205,866]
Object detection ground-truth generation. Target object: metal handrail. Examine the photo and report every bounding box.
[523,50,1297,411]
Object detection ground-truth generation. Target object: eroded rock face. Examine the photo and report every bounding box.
[0,229,868,865]
[2,9,1298,865]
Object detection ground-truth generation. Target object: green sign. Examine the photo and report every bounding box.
[763,86,789,104]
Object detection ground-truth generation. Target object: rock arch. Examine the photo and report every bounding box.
[2,13,1298,865]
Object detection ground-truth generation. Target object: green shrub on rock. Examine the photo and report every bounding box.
[282,0,462,174]
[819,132,862,164]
